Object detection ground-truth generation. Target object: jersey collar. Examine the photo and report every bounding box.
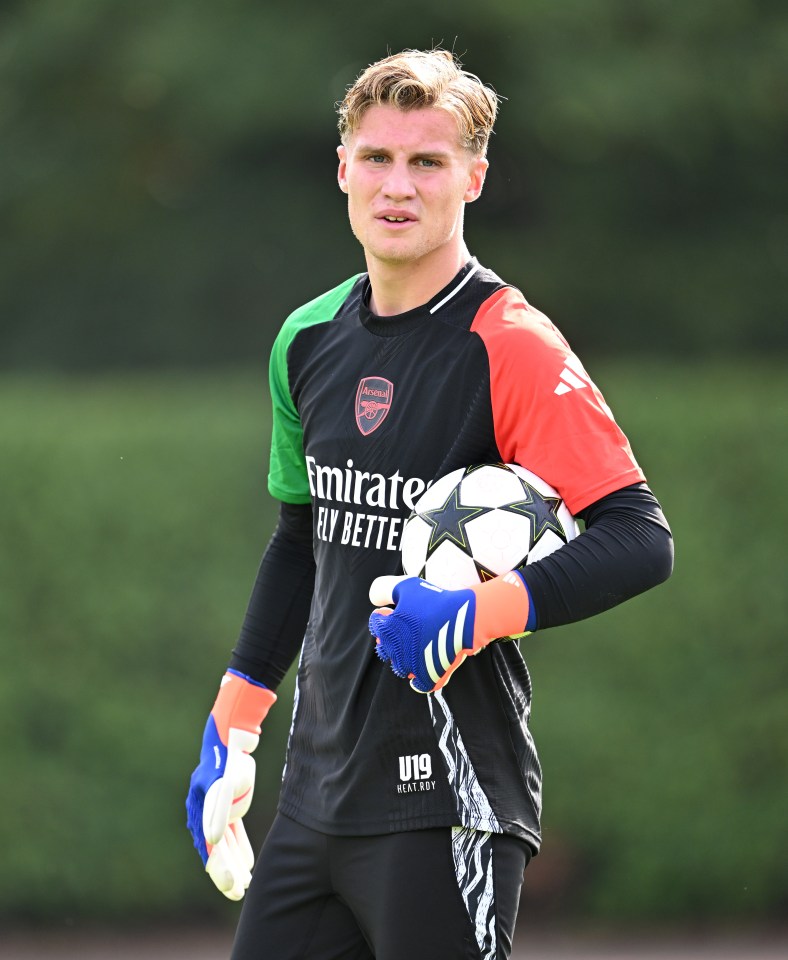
[359,259,479,337]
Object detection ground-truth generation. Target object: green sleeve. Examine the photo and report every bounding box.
[267,275,361,503]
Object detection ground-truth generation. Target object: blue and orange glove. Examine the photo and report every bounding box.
[369,573,535,693]
[185,669,276,900]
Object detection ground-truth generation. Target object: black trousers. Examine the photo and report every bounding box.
[231,813,531,960]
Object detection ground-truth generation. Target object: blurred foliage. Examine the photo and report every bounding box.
[0,371,278,924]
[1,362,786,925]
[1,0,786,369]
[522,359,788,922]
[1,0,787,933]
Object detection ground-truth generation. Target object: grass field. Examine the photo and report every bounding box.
[2,927,788,960]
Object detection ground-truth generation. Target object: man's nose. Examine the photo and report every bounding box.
[381,160,416,200]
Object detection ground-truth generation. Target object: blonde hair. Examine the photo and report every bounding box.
[337,49,500,156]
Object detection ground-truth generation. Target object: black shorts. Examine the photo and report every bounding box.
[231,813,531,960]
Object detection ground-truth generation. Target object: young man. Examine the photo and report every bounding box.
[186,49,673,960]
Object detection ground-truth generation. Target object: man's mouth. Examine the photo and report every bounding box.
[377,211,416,225]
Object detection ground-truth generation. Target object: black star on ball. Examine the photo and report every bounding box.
[500,481,567,549]
[422,487,485,555]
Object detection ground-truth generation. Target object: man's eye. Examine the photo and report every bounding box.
[417,159,438,168]
[368,155,388,163]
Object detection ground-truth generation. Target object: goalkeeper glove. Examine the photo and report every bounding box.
[185,669,276,900]
[369,573,533,694]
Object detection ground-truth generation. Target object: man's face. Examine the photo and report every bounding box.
[337,105,487,270]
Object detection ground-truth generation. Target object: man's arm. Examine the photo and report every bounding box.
[230,501,316,687]
[371,483,673,693]
[185,501,314,899]
[519,482,673,629]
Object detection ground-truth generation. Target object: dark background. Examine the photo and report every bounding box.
[3,0,785,370]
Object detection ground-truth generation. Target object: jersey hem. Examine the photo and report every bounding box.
[565,466,645,516]
[267,482,312,505]
[277,799,541,851]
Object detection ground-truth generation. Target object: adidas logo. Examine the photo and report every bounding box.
[553,356,616,421]
[554,355,591,395]
[425,601,470,684]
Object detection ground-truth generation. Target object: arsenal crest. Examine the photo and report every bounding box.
[355,377,393,436]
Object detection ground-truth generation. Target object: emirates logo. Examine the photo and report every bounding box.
[355,377,393,436]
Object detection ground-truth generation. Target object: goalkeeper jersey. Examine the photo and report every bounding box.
[268,259,644,850]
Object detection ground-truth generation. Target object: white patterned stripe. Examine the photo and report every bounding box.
[280,647,303,782]
[451,826,496,960]
[429,691,501,833]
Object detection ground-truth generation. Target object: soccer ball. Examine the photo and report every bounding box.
[400,463,578,589]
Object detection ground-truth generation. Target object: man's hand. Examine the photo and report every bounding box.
[369,573,532,694]
[185,669,276,900]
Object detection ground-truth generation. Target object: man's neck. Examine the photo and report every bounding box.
[366,245,472,317]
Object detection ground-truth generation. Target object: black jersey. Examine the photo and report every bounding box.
[267,260,644,849]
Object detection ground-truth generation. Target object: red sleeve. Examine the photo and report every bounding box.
[471,288,645,516]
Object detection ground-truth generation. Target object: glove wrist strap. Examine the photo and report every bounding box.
[470,572,531,647]
[212,670,277,738]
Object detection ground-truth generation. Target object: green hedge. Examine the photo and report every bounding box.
[1,362,785,925]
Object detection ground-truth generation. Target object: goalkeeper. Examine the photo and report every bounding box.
[186,48,673,960]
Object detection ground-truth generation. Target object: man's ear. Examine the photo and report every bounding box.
[464,156,489,203]
[337,145,348,194]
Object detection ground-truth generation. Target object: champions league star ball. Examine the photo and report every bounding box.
[400,463,579,589]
